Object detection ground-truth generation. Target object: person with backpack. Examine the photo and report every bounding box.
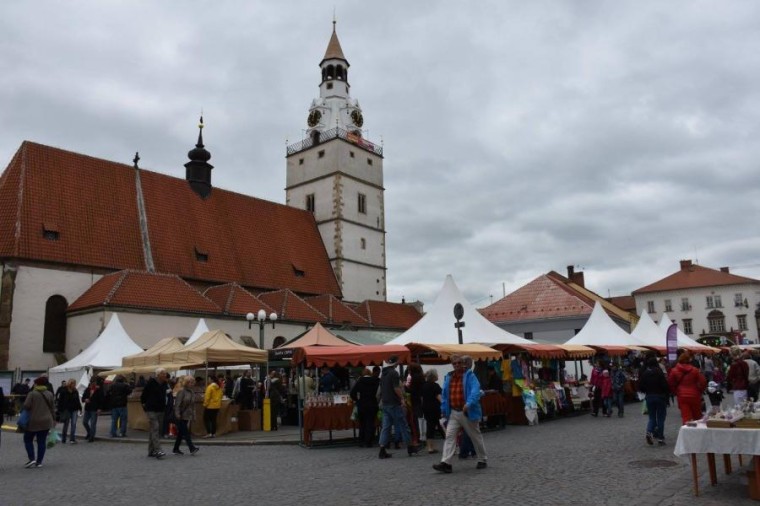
[21,377,56,468]
[638,357,670,446]
[611,363,627,417]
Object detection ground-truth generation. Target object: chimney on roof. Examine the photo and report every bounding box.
[679,259,693,270]
[185,116,214,199]
[720,266,730,273]
[567,265,585,287]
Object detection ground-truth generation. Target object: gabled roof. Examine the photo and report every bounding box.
[203,283,275,316]
[0,141,341,297]
[304,294,367,326]
[633,260,760,294]
[564,302,643,348]
[606,295,636,312]
[68,270,220,314]
[480,271,636,327]
[258,289,327,323]
[353,300,423,330]
[480,273,592,322]
[281,322,356,348]
[322,23,347,63]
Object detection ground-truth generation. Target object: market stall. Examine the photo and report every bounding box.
[292,344,412,447]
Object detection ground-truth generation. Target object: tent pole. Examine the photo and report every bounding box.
[298,361,304,446]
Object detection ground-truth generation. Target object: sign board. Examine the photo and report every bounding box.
[666,323,678,363]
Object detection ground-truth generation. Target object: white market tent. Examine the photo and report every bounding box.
[49,314,143,389]
[564,301,646,353]
[185,318,210,346]
[386,275,533,346]
[657,312,716,352]
[628,310,667,350]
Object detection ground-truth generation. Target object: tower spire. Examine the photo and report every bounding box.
[184,115,214,198]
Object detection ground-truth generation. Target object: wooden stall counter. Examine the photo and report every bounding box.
[127,393,239,436]
[302,404,355,445]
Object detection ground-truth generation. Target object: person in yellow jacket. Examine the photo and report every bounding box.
[203,375,223,438]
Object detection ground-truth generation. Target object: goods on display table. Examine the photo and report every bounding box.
[302,393,355,445]
[675,400,760,499]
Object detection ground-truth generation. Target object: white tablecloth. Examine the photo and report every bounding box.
[674,424,760,458]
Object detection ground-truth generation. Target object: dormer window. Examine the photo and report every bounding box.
[195,247,208,263]
[42,222,59,241]
[292,262,305,277]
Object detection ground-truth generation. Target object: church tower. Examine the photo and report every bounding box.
[286,22,386,303]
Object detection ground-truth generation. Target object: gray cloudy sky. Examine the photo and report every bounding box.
[2,1,759,308]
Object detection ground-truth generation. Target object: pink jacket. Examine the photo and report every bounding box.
[598,374,613,398]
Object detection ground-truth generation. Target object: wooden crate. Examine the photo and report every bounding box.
[734,418,760,429]
[705,419,734,428]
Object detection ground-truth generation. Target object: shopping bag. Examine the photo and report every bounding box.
[350,405,359,422]
[46,428,61,448]
[641,401,648,415]
[16,409,30,433]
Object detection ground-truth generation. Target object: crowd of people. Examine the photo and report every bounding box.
[588,344,758,447]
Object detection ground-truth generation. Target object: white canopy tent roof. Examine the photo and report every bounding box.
[628,310,666,348]
[657,312,716,351]
[564,301,644,348]
[185,318,210,346]
[50,314,143,373]
[387,275,533,346]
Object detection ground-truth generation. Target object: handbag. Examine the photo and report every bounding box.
[16,409,30,432]
[350,404,359,422]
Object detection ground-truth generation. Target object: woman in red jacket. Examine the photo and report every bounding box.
[668,352,707,424]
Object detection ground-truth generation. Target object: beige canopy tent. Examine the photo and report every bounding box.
[122,337,186,367]
[98,363,187,377]
[280,322,357,348]
[405,343,502,364]
[159,330,268,367]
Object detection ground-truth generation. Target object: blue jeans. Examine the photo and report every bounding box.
[111,407,127,437]
[603,398,612,415]
[646,394,667,440]
[613,390,625,415]
[62,410,79,441]
[24,430,49,463]
[83,411,98,441]
[379,405,411,447]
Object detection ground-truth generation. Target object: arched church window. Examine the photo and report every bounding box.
[43,295,68,353]
[272,336,286,348]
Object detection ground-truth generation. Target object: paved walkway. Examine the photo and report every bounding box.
[1,405,756,505]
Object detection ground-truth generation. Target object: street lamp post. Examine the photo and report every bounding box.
[246,309,278,432]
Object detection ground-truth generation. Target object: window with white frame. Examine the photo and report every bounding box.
[735,293,744,307]
[664,299,672,312]
[682,319,693,334]
[708,312,725,333]
[681,297,691,311]
[714,295,722,308]
[738,314,748,331]
[706,295,714,309]
[647,301,655,313]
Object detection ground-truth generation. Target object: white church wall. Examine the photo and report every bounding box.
[9,265,102,370]
[339,261,386,302]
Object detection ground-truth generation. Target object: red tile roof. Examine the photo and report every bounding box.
[258,289,327,323]
[0,141,341,297]
[480,273,594,322]
[633,260,760,294]
[68,270,221,314]
[606,295,636,312]
[203,283,275,316]
[0,142,146,270]
[353,300,422,330]
[304,294,368,326]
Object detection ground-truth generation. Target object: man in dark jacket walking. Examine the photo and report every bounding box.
[108,375,133,438]
[638,357,670,446]
[140,368,169,458]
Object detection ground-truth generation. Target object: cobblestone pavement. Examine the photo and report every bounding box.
[0,406,755,506]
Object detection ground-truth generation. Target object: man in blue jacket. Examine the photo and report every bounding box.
[433,355,488,473]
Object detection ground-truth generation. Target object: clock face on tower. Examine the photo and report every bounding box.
[307,110,322,127]
[351,110,364,128]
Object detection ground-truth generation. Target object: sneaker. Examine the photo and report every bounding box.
[190,447,200,456]
[378,447,393,459]
[24,460,37,469]
[35,463,43,468]
[70,440,77,444]
[432,462,453,474]
[203,434,212,439]
[657,439,666,446]
[173,450,184,455]
[476,461,487,470]
[407,445,421,456]
[645,433,654,446]
[154,451,166,459]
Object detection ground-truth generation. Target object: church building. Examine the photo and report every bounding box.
[0,24,420,371]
